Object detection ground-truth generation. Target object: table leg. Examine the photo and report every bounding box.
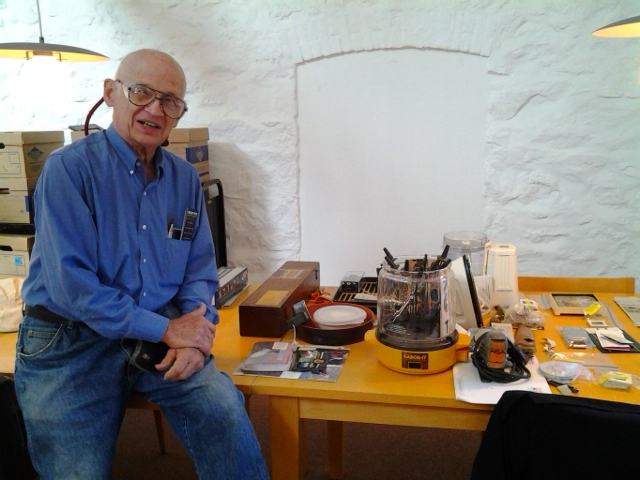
[327,420,344,479]
[269,396,305,480]
[152,410,167,455]
[243,392,252,416]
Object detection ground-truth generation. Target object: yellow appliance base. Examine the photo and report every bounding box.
[365,329,469,374]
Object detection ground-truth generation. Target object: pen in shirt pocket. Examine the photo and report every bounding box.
[167,220,182,239]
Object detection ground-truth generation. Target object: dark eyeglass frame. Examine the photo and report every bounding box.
[115,79,188,119]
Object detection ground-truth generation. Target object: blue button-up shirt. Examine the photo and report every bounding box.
[21,125,218,342]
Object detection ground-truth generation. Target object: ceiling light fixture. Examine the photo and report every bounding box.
[0,0,109,61]
[592,15,640,37]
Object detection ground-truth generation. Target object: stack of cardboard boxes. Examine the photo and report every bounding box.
[165,127,210,185]
[0,131,64,278]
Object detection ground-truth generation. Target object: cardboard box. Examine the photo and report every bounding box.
[192,160,209,175]
[188,160,210,185]
[168,128,209,144]
[199,172,210,185]
[0,190,32,225]
[165,143,209,164]
[0,233,34,252]
[0,178,35,234]
[0,131,64,179]
[166,128,209,164]
[70,126,102,142]
[0,250,30,277]
[0,233,34,277]
[0,176,38,192]
[239,261,320,337]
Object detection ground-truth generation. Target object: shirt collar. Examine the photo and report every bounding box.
[105,125,165,177]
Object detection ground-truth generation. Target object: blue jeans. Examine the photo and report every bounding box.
[14,316,269,480]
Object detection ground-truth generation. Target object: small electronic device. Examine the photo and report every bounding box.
[340,271,365,293]
[286,300,312,329]
[180,208,198,241]
[470,328,531,383]
[130,340,169,373]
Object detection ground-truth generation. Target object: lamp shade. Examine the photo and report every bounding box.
[0,0,109,62]
[0,40,109,61]
[592,15,640,37]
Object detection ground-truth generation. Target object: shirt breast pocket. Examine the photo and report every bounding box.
[162,238,192,286]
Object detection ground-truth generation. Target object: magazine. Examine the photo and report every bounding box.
[240,341,295,372]
[236,343,349,382]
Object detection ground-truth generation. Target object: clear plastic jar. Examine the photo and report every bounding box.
[376,257,457,351]
[442,231,487,276]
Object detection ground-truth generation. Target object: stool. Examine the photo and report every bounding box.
[126,393,166,455]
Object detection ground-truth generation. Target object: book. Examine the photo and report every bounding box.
[240,341,294,372]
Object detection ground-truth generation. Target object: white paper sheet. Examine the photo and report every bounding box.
[453,356,551,405]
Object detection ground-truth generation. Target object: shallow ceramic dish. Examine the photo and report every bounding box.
[313,304,368,329]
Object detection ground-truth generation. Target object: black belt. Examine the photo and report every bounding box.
[23,305,75,326]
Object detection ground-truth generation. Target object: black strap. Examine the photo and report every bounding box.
[23,305,74,326]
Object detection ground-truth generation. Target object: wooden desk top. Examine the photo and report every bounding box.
[249,290,640,409]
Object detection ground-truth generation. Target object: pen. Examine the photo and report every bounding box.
[383,247,398,269]
[167,223,174,238]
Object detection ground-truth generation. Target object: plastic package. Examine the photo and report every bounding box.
[540,338,617,368]
[504,303,544,329]
[559,326,595,349]
[593,369,640,390]
[584,302,610,328]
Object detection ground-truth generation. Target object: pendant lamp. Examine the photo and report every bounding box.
[593,15,640,37]
[0,0,108,61]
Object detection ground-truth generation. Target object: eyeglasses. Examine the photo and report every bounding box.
[115,79,188,119]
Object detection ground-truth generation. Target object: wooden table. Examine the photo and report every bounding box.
[251,277,640,480]
[2,277,639,480]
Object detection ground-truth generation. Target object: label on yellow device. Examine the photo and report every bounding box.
[402,352,429,370]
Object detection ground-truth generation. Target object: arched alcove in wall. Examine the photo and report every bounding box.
[297,48,489,285]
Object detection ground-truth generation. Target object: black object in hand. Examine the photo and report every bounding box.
[130,340,170,373]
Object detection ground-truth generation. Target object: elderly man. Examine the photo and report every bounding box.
[15,49,268,479]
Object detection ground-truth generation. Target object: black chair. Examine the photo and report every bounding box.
[202,179,227,268]
[471,390,640,480]
[0,376,37,480]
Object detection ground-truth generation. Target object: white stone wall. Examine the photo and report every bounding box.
[1,0,639,288]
